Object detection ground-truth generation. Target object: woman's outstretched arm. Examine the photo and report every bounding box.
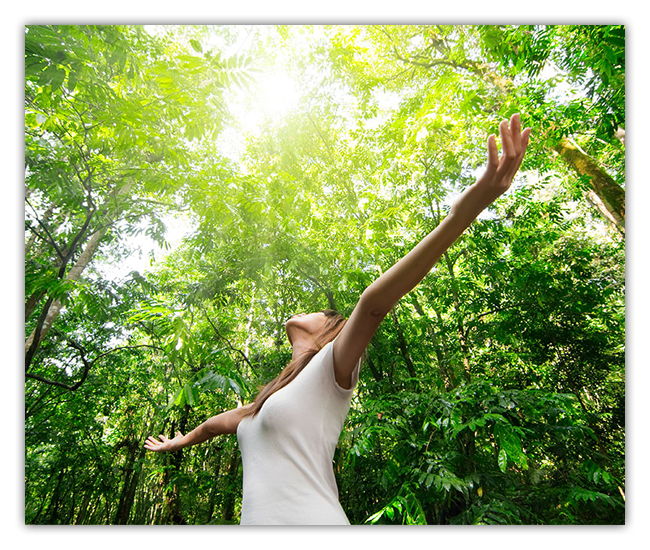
[144,404,253,453]
[333,114,531,388]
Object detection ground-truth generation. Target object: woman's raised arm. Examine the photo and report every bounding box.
[144,404,254,453]
[332,114,531,388]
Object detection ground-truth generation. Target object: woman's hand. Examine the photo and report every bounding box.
[451,113,531,221]
[143,408,250,454]
[333,114,531,376]
[144,431,185,453]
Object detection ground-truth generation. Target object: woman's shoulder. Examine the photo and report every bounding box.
[314,339,359,393]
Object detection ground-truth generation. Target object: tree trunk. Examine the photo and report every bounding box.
[161,410,190,525]
[443,252,471,383]
[411,296,456,390]
[162,460,186,525]
[366,351,384,382]
[25,226,106,362]
[206,448,223,523]
[25,181,133,366]
[553,137,625,234]
[74,491,93,524]
[221,450,240,523]
[25,289,46,323]
[114,442,144,525]
[44,466,67,524]
[389,307,417,380]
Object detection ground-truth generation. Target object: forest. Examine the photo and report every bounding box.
[24,24,625,525]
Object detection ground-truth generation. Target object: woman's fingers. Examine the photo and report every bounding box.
[521,127,532,154]
[497,114,531,168]
[499,119,515,161]
[487,134,498,164]
[144,435,169,451]
[498,113,527,159]
[144,436,160,450]
[510,113,522,155]
[503,126,532,182]
[474,114,531,205]
[486,134,499,173]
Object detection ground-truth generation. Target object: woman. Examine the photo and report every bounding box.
[145,114,532,524]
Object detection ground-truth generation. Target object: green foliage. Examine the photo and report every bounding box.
[343,378,622,525]
[25,25,624,525]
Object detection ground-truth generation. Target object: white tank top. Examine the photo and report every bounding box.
[236,340,360,525]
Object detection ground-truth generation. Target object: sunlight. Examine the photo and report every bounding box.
[217,66,303,163]
[256,70,301,119]
[215,27,309,161]
[233,67,302,143]
[25,24,626,528]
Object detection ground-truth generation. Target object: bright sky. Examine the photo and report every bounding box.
[215,26,310,162]
[99,26,306,281]
[89,25,601,283]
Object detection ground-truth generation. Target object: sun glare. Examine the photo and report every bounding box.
[218,66,302,164]
[233,67,302,143]
[258,70,300,118]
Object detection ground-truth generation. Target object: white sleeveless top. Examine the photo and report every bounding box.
[236,340,360,525]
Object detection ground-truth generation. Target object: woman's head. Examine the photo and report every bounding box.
[244,309,346,418]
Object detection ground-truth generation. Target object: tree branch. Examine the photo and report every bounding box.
[25,342,169,390]
[25,337,92,391]
[462,300,529,341]
[25,198,65,260]
[58,205,96,278]
[200,306,255,372]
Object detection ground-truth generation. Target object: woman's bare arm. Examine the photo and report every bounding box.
[144,404,254,453]
[333,114,531,388]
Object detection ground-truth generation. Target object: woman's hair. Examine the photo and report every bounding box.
[243,309,346,418]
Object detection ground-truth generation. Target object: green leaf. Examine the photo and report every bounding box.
[186,384,200,406]
[66,68,80,91]
[167,386,185,410]
[190,39,203,54]
[25,57,47,76]
[425,473,435,488]
[194,370,246,396]
[606,36,625,49]
[37,64,56,86]
[50,68,66,93]
[603,45,617,65]
[365,509,385,524]
[498,449,508,473]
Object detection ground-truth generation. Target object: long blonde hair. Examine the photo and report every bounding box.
[243,309,346,418]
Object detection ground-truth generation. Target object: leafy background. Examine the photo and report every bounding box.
[23,24,626,526]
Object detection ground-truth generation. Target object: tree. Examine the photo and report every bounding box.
[25,24,252,370]
[25,24,624,525]
[327,24,625,235]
